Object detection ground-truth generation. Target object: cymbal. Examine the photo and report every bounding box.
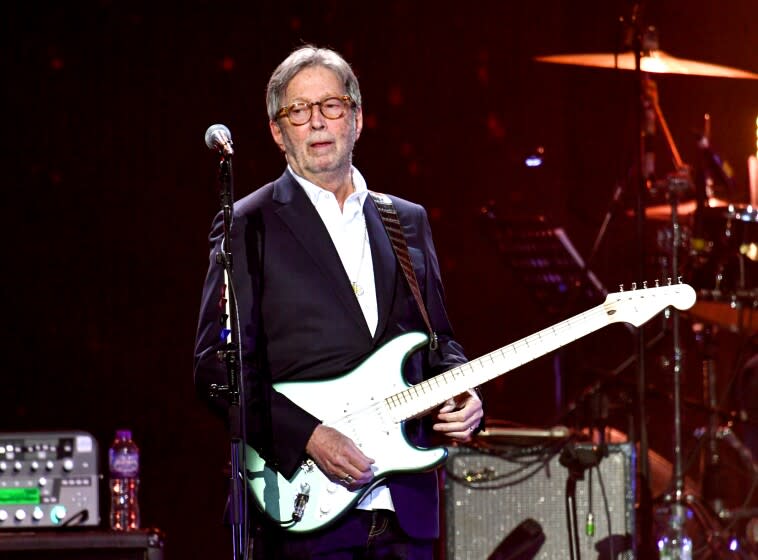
[535,50,758,79]
[627,197,731,221]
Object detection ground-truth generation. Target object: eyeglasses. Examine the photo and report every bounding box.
[275,95,355,126]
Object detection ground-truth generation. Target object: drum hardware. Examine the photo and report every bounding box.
[691,423,758,556]
[688,204,758,333]
[654,492,756,559]
[688,306,758,555]
[628,71,698,555]
[533,17,758,554]
[649,108,758,554]
[625,68,696,546]
[693,324,724,514]
[659,134,758,556]
[663,186,689,526]
[630,197,731,222]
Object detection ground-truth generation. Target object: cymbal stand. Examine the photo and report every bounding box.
[642,68,693,487]
[643,70,694,552]
[668,194,687,502]
[624,12,697,553]
[644,173,694,559]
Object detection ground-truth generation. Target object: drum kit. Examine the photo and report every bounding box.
[535,35,758,558]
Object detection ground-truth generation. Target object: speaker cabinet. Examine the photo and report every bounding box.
[445,443,635,559]
[0,529,164,560]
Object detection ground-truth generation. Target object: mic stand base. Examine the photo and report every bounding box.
[559,442,605,560]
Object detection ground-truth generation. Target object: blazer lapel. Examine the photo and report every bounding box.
[365,195,397,343]
[272,173,371,337]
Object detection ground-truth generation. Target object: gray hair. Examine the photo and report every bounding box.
[266,45,362,121]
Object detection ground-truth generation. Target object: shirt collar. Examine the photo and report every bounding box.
[287,165,369,208]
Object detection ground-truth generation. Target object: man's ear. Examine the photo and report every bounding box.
[354,106,363,141]
[269,120,286,153]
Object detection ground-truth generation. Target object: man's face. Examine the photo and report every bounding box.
[269,66,362,187]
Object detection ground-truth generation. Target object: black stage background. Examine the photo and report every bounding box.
[3,1,757,557]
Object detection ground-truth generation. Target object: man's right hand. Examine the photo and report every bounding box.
[305,424,374,488]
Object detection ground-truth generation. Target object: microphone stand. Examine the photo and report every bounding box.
[559,443,605,560]
[207,152,249,560]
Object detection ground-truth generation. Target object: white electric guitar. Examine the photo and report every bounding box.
[245,281,696,533]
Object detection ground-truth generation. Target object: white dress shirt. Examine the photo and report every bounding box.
[288,165,394,511]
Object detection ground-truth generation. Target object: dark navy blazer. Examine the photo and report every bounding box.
[194,169,467,539]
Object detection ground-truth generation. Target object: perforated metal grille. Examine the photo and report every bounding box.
[445,444,635,559]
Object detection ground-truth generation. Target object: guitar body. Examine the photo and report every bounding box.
[245,331,447,533]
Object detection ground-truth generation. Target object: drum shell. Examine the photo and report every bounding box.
[688,205,757,293]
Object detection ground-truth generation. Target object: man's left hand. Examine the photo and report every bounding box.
[432,389,484,442]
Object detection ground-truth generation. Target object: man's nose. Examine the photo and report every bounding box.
[309,106,326,128]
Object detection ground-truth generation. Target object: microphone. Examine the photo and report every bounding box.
[205,124,234,156]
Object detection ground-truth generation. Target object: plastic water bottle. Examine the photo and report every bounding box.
[109,429,140,531]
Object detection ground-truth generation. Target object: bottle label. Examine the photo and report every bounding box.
[109,451,139,477]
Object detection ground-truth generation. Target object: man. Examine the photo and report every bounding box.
[194,45,483,559]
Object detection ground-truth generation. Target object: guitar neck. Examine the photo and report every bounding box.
[385,302,612,422]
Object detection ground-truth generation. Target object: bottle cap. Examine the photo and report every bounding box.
[116,429,132,441]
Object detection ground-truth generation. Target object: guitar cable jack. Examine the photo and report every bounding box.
[292,483,311,522]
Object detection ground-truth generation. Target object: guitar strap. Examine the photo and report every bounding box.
[368,191,439,352]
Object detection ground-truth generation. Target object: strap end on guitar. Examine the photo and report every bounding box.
[429,331,438,351]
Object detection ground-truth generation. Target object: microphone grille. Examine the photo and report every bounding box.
[204,124,232,150]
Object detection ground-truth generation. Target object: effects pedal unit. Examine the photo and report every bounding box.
[0,430,100,529]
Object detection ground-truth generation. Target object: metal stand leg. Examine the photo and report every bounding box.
[694,324,724,515]
[658,194,694,559]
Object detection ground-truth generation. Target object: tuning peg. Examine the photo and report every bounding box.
[643,281,648,289]
[655,279,660,287]
[619,284,624,292]
[632,282,638,290]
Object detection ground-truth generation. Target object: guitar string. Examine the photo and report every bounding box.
[384,292,674,414]
[330,286,684,417]
[388,304,609,406]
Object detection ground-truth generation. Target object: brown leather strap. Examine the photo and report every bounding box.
[369,191,438,351]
